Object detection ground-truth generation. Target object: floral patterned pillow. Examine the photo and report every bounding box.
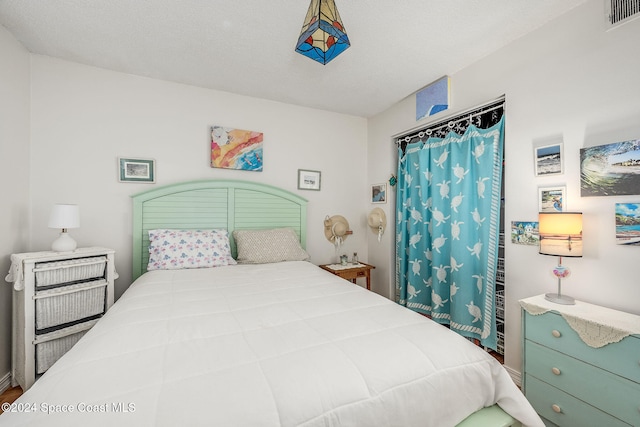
[147,229,236,271]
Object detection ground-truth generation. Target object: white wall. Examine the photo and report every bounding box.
[0,25,31,386]
[28,56,369,300]
[367,0,640,375]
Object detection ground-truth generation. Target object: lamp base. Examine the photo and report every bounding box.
[544,292,575,305]
[51,231,77,252]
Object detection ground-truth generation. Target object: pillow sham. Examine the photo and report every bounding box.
[147,229,236,271]
[233,228,310,264]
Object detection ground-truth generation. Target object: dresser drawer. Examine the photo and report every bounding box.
[34,256,107,288]
[34,319,99,374]
[523,311,640,383]
[34,279,107,330]
[525,375,631,427]
[525,340,640,426]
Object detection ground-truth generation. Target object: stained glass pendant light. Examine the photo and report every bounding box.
[295,0,350,65]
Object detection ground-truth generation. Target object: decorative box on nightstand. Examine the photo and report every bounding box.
[520,295,640,427]
[5,247,118,391]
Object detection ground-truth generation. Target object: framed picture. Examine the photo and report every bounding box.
[580,139,640,196]
[416,76,450,121]
[372,183,387,204]
[538,186,566,212]
[534,143,563,176]
[211,125,263,171]
[510,221,539,246]
[297,169,321,191]
[615,202,640,245]
[118,157,155,183]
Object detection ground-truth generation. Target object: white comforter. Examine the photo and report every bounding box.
[1,261,542,427]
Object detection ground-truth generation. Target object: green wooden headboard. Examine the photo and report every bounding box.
[131,179,308,280]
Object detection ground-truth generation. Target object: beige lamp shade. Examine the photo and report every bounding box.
[539,212,582,257]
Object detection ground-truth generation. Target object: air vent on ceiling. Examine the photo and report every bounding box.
[605,0,640,29]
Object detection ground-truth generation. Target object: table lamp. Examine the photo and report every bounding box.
[538,212,582,305]
[48,204,80,252]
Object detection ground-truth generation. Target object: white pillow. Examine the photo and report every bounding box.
[147,229,236,271]
[233,228,310,264]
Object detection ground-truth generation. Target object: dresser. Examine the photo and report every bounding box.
[5,247,117,391]
[520,295,640,427]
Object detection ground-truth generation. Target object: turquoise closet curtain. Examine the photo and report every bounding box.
[395,117,504,349]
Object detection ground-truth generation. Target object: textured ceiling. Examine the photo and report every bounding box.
[0,0,588,117]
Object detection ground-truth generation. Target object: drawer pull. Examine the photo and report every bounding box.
[551,404,562,414]
[551,367,561,375]
[551,329,561,338]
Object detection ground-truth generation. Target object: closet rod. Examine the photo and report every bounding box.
[394,96,505,145]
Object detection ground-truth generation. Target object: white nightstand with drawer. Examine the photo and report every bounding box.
[5,247,117,391]
[520,295,640,427]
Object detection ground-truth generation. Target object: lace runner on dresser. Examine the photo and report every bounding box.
[519,294,640,348]
[560,314,630,348]
[324,263,366,271]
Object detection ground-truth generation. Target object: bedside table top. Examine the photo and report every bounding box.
[319,262,374,273]
[520,294,640,348]
[8,246,115,262]
[6,247,116,291]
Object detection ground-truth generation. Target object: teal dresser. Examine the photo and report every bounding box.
[520,295,640,427]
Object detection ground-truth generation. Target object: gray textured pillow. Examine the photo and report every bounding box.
[233,228,310,264]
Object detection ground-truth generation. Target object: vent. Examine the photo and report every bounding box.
[606,0,640,29]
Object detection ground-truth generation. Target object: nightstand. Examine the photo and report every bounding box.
[5,247,118,391]
[520,295,640,427]
[319,262,375,290]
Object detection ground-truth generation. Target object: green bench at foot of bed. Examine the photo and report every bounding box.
[456,404,521,427]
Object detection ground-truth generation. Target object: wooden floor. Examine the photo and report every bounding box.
[489,350,505,365]
[0,386,23,414]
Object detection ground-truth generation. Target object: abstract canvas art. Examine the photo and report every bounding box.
[416,76,450,121]
[211,126,263,171]
[580,139,640,196]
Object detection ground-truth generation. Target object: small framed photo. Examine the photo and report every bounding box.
[119,157,155,183]
[538,186,566,212]
[297,169,321,191]
[616,203,640,245]
[534,143,563,176]
[511,221,539,246]
[372,183,387,204]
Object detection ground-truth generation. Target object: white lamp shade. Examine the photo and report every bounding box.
[539,212,582,257]
[48,204,80,229]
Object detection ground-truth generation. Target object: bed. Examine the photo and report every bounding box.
[0,180,542,427]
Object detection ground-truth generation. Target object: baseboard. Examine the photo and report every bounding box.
[0,372,11,395]
[505,365,522,388]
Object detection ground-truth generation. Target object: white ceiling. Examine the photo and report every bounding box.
[0,0,588,117]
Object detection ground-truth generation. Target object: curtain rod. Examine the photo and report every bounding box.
[394,95,505,145]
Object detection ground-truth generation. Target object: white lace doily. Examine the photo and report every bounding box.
[519,295,640,348]
[325,263,366,271]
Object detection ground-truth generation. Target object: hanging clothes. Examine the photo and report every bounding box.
[395,117,504,349]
